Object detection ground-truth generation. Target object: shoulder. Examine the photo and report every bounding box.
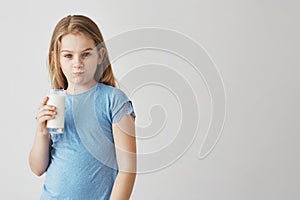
[96,83,134,121]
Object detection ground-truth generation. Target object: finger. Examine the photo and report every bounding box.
[37,115,55,124]
[38,110,57,118]
[41,96,49,106]
[39,105,56,112]
[37,109,57,120]
[36,105,56,121]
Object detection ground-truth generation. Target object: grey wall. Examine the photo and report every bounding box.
[0,0,299,199]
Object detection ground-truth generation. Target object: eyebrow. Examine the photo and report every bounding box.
[61,48,94,53]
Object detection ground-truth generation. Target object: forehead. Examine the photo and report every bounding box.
[60,33,95,51]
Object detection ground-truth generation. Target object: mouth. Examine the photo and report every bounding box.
[72,70,85,76]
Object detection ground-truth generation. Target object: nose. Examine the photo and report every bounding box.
[73,55,84,68]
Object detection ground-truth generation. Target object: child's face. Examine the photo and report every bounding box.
[60,33,102,90]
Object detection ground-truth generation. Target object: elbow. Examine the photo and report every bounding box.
[32,169,45,177]
[28,155,47,177]
[29,164,46,177]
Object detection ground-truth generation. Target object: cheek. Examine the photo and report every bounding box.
[60,63,70,75]
[60,60,73,72]
[60,59,69,68]
[84,57,99,69]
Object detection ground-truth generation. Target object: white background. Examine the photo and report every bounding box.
[0,0,299,199]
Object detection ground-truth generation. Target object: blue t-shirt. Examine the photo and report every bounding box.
[40,83,136,200]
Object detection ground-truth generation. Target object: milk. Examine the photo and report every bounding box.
[46,89,66,134]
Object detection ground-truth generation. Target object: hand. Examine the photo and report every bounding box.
[36,96,56,136]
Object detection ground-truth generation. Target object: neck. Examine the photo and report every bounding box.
[67,82,97,95]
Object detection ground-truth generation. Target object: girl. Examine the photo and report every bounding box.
[29,15,137,200]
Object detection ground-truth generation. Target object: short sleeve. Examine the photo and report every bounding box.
[111,88,136,123]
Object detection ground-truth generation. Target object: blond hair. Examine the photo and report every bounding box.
[48,15,116,89]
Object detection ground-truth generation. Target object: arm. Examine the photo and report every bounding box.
[110,114,137,200]
[29,130,51,176]
[29,97,56,176]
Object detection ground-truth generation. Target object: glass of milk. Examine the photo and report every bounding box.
[46,89,66,134]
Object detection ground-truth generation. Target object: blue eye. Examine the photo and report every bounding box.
[83,52,91,57]
[64,54,72,58]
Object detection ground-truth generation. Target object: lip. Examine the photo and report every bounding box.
[72,71,84,76]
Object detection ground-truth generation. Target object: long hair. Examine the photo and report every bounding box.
[48,15,116,89]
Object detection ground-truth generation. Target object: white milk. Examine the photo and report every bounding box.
[46,90,66,134]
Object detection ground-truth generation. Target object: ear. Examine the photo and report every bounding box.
[98,48,106,65]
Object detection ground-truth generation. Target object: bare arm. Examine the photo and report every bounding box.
[110,114,137,200]
[29,97,56,176]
